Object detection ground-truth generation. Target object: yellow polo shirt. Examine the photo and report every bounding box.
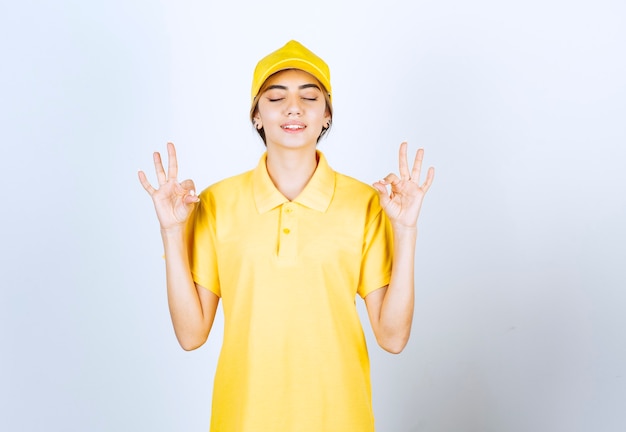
[188,151,393,432]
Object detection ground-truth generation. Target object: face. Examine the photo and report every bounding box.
[253,69,331,151]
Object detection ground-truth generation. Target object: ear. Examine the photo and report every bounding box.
[324,113,331,129]
[253,113,263,130]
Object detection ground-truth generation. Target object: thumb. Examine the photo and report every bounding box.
[180,178,196,191]
[372,181,390,206]
[180,179,200,203]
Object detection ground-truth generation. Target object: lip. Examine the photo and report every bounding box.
[281,121,306,133]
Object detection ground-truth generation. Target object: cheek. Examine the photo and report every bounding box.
[310,104,329,119]
[257,104,282,123]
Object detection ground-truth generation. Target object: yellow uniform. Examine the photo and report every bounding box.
[188,151,393,431]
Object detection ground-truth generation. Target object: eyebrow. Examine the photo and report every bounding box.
[265,83,322,92]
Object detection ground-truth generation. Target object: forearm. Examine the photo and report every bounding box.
[161,228,211,350]
[369,142,433,352]
[376,225,417,353]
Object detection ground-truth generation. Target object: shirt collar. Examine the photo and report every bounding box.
[252,150,336,214]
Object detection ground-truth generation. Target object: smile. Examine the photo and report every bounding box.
[281,124,305,130]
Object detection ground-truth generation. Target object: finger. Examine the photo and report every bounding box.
[398,142,410,180]
[177,178,199,204]
[153,151,167,185]
[138,170,156,195]
[372,180,388,193]
[410,148,424,182]
[421,167,435,192]
[167,142,178,180]
[382,173,401,185]
[180,178,196,194]
[372,181,391,206]
[184,191,200,204]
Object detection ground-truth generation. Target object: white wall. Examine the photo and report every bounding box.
[1,0,624,431]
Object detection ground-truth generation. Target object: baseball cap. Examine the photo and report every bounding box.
[251,40,332,104]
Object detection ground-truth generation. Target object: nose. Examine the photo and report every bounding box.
[285,95,302,116]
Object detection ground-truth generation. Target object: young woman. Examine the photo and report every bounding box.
[138,40,434,432]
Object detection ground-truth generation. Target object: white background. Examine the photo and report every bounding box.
[1,0,625,431]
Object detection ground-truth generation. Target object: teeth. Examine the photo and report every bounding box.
[283,125,304,130]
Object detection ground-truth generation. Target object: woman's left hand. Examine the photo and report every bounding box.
[373,142,435,228]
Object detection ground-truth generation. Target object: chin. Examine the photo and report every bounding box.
[268,136,318,150]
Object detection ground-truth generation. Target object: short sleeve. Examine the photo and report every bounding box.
[186,190,221,297]
[357,202,393,298]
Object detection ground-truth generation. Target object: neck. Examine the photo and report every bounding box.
[265,147,318,201]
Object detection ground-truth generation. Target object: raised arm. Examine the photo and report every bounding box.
[366,142,434,353]
[138,142,219,351]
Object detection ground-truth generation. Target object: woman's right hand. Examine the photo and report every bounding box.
[138,142,200,232]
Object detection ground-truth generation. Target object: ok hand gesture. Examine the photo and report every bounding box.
[138,142,200,232]
[373,142,435,229]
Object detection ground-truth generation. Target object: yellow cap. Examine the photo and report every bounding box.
[251,40,332,104]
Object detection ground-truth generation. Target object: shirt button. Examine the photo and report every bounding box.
[283,228,290,234]
[285,208,293,213]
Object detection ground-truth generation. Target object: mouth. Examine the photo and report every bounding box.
[281,123,306,132]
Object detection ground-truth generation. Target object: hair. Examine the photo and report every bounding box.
[249,69,333,146]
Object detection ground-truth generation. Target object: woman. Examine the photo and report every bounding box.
[138,40,434,432]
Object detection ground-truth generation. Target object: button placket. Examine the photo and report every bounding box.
[278,203,298,261]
